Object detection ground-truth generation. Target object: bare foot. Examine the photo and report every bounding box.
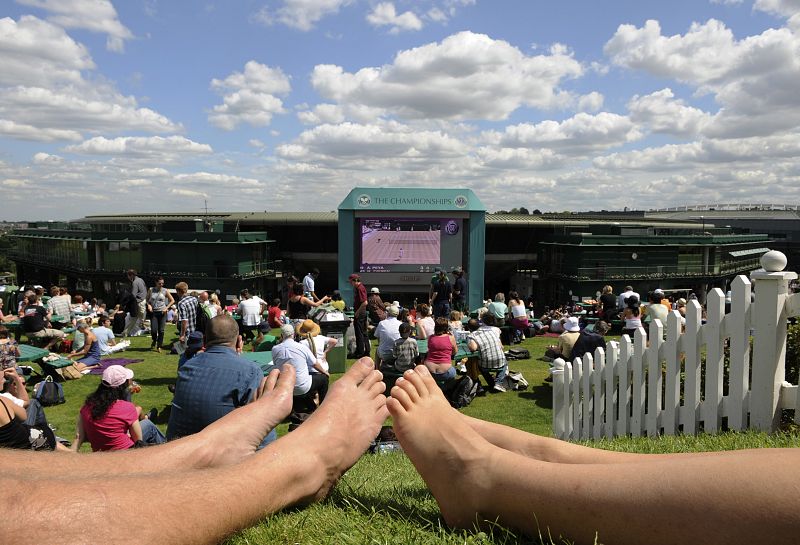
[265,357,389,502]
[194,365,295,468]
[387,366,494,530]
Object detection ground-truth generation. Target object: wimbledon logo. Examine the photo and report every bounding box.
[357,194,371,207]
[454,195,468,208]
[445,220,459,235]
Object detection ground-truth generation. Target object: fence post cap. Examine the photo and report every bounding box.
[761,250,787,272]
[550,357,565,374]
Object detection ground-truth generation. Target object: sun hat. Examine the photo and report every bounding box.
[370,287,380,294]
[102,365,134,388]
[564,316,580,332]
[186,331,204,351]
[387,305,399,317]
[296,319,320,337]
[676,297,687,306]
[280,323,296,339]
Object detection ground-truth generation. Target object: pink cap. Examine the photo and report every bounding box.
[102,365,134,387]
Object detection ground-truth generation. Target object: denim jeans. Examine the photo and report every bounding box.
[431,366,456,388]
[140,418,167,445]
[480,363,508,388]
[353,313,370,357]
[150,310,166,348]
[24,399,48,428]
[433,300,451,319]
[258,429,277,449]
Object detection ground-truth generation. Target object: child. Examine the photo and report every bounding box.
[267,298,284,329]
[448,310,463,334]
[389,322,419,373]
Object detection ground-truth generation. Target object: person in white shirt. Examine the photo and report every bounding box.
[93,316,128,355]
[375,305,402,364]
[303,269,320,302]
[618,286,640,310]
[238,290,264,342]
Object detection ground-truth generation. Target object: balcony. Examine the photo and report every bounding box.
[544,258,762,282]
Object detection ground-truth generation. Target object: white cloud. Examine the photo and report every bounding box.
[15,0,134,52]
[253,0,353,31]
[173,172,262,189]
[628,88,712,137]
[1,178,30,188]
[367,2,423,33]
[488,112,642,155]
[0,16,180,142]
[311,31,584,121]
[754,0,800,17]
[0,16,94,88]
[605,18,800,139]
[297,103,345,125]
[32,152,63,164]
[0,119,81,142]
[249,139,266,148]
[65,136,213,156]
[209,61,291,130]
[168,188,208,199]
[577,92,604,112]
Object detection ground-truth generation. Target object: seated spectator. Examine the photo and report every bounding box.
[386,322,419,375]
[423,318,457,388]
[272,324,329,425]
[2,367,54,433]
[329,290,346,312]
[570,321,610,362]
[367,287,387,324]
[46,286,71,328]
[252,322,273,352]
[644,290,670,337]
[598,285,618,321]
[21,293,65,350]
[238,290,264,342]
[297,319,335,379]
[93,316,128,355]
[448,310,464,335]
[487,293,508,326]
[74,365,165,451]
[375,305,402,365]
[68,322,102,370]
[0,326,21,371]
[622,295,643,338]
[415,304,435,340]
[267,298,285,329]
[0,376,65,451]
[0,299,16,323]
[168,316,275,446]
[546,316,581,361]
[466,315,508,392]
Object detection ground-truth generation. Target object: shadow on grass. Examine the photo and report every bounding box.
[326,486,540,544]
[518,384,553,410]
[136,376,177,387]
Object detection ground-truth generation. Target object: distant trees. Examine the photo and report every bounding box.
[493,207,534,215]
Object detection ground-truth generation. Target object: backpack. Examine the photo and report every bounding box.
[446,376,479,409]
[34,376,65,406]
[195,302,212,334]
[505,348,531,360]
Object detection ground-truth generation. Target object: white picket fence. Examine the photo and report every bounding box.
[552,251,800,440]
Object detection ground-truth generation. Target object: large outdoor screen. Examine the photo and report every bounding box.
[358,218,462,273]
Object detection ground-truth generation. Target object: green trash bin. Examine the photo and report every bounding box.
[319,318,351,374]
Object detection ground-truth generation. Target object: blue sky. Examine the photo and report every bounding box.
[1,0,798,219]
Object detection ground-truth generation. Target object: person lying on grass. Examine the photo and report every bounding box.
[387,365,800,545]
[1,358,388,545]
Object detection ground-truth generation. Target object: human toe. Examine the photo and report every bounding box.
[395,375,421,402]
[390,384,414,410]
[403,367,434,397]
[340,357,376,386]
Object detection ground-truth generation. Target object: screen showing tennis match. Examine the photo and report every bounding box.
[358,218,462,273]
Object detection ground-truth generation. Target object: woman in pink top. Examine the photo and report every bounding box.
[73,365,165,452]
[423,318,457,387]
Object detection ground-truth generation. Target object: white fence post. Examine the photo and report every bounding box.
[552,358,566,439]
[750,251,797,432]
[728,275,752,431]
[704,289,726,433]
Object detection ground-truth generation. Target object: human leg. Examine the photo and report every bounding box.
[1,359,388,545]
[139,418,167,445]
[389,366,800,545]
[151,311,165,349]
[310,372,329,404]
[23,398,47,428]
[354,314,369,357]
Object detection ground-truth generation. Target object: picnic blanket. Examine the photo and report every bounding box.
[88,358,145,375]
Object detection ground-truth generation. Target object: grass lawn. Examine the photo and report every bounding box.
[30,324,800,544]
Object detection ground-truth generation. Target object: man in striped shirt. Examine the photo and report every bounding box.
[466,314,508,392]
